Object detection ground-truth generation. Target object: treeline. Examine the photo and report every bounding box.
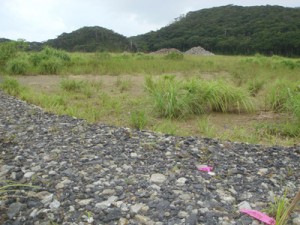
[130,5,300,56]
[1,5,300,56]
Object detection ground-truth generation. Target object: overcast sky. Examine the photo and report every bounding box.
[1,0,299,42]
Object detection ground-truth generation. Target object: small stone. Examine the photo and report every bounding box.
[0,165,14,176]
[7,202,24,219]
[55,178,72,189]
[30,208,39,218]
[176,177,187,186]
[102,189,116,195]
[179,193,192,201]
[49,199,60,209]
[77,198,93,206]
[95,196,118,209]
[37,192,54,205]
[24,171,35,178]
[178,211,188,218]
[150,173,166,183]
[238,201,252,210]
[118,218,129,225]
[31,165,41,172]
[130,203,146,214]
[292,215,300,225]
[134,214,155,225]
[257,168,268,176]
[130,152,138,158]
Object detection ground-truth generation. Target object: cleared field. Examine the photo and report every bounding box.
[1,50,299,146]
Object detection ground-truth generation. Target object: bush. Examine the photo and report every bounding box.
[29,46,70,74]
[6,57,30,75]
[0,41,27,65]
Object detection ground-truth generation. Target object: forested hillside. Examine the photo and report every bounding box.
[130,5,300,56]
[46,26,131,52]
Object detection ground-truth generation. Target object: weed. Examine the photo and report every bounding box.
[115,76,132,92]
[247,79,265,96]
[265,189,300,225]
[60,79,86,92]
[6,56,30,75]
[265,79,298,112]
[130,110,148,130]
[154,120,179,135]
[0,77,23,95]
[164,52,184,60]
[39,58,63,74]
[197,116,215,137]
[0,181,39,197]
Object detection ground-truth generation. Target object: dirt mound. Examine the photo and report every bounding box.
[151,48,182,54]
[185,46,214,55]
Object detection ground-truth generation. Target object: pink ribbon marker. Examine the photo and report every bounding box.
[240,209,276,225]
[197,165,213,172]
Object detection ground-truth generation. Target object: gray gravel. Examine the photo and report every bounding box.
[0,90,299,225]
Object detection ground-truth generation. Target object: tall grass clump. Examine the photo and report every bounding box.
[266,79,299,112]
[130,110,148,130]
[60,79,86,92]
[163,52,184,60]
[184,78,254,113]
[145,75,200,118]
[0,77,22,95]
[29,46,70,74]
[145,76,254,118]
[6,56,30,75]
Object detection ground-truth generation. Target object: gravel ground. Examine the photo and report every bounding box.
[0,90,299,225]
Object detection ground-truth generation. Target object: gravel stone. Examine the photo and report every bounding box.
[0,90,299,224]
[150,173,166,183]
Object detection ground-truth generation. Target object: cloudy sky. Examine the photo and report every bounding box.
[1,0,299,42]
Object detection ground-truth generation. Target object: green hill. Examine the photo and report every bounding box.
[130,5,300,56]
[46,26,131,52]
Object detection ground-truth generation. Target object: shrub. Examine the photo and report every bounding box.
[0,41,27,64]
[29,46,70,74]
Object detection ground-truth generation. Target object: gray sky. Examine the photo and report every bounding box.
[1,0,299,42]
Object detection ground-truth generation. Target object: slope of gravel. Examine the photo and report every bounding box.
[0,90,299,225]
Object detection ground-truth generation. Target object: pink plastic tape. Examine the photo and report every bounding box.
[197,165,213,172]
[240,209,276,225]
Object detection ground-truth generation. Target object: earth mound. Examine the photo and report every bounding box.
[185,46,214,55]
